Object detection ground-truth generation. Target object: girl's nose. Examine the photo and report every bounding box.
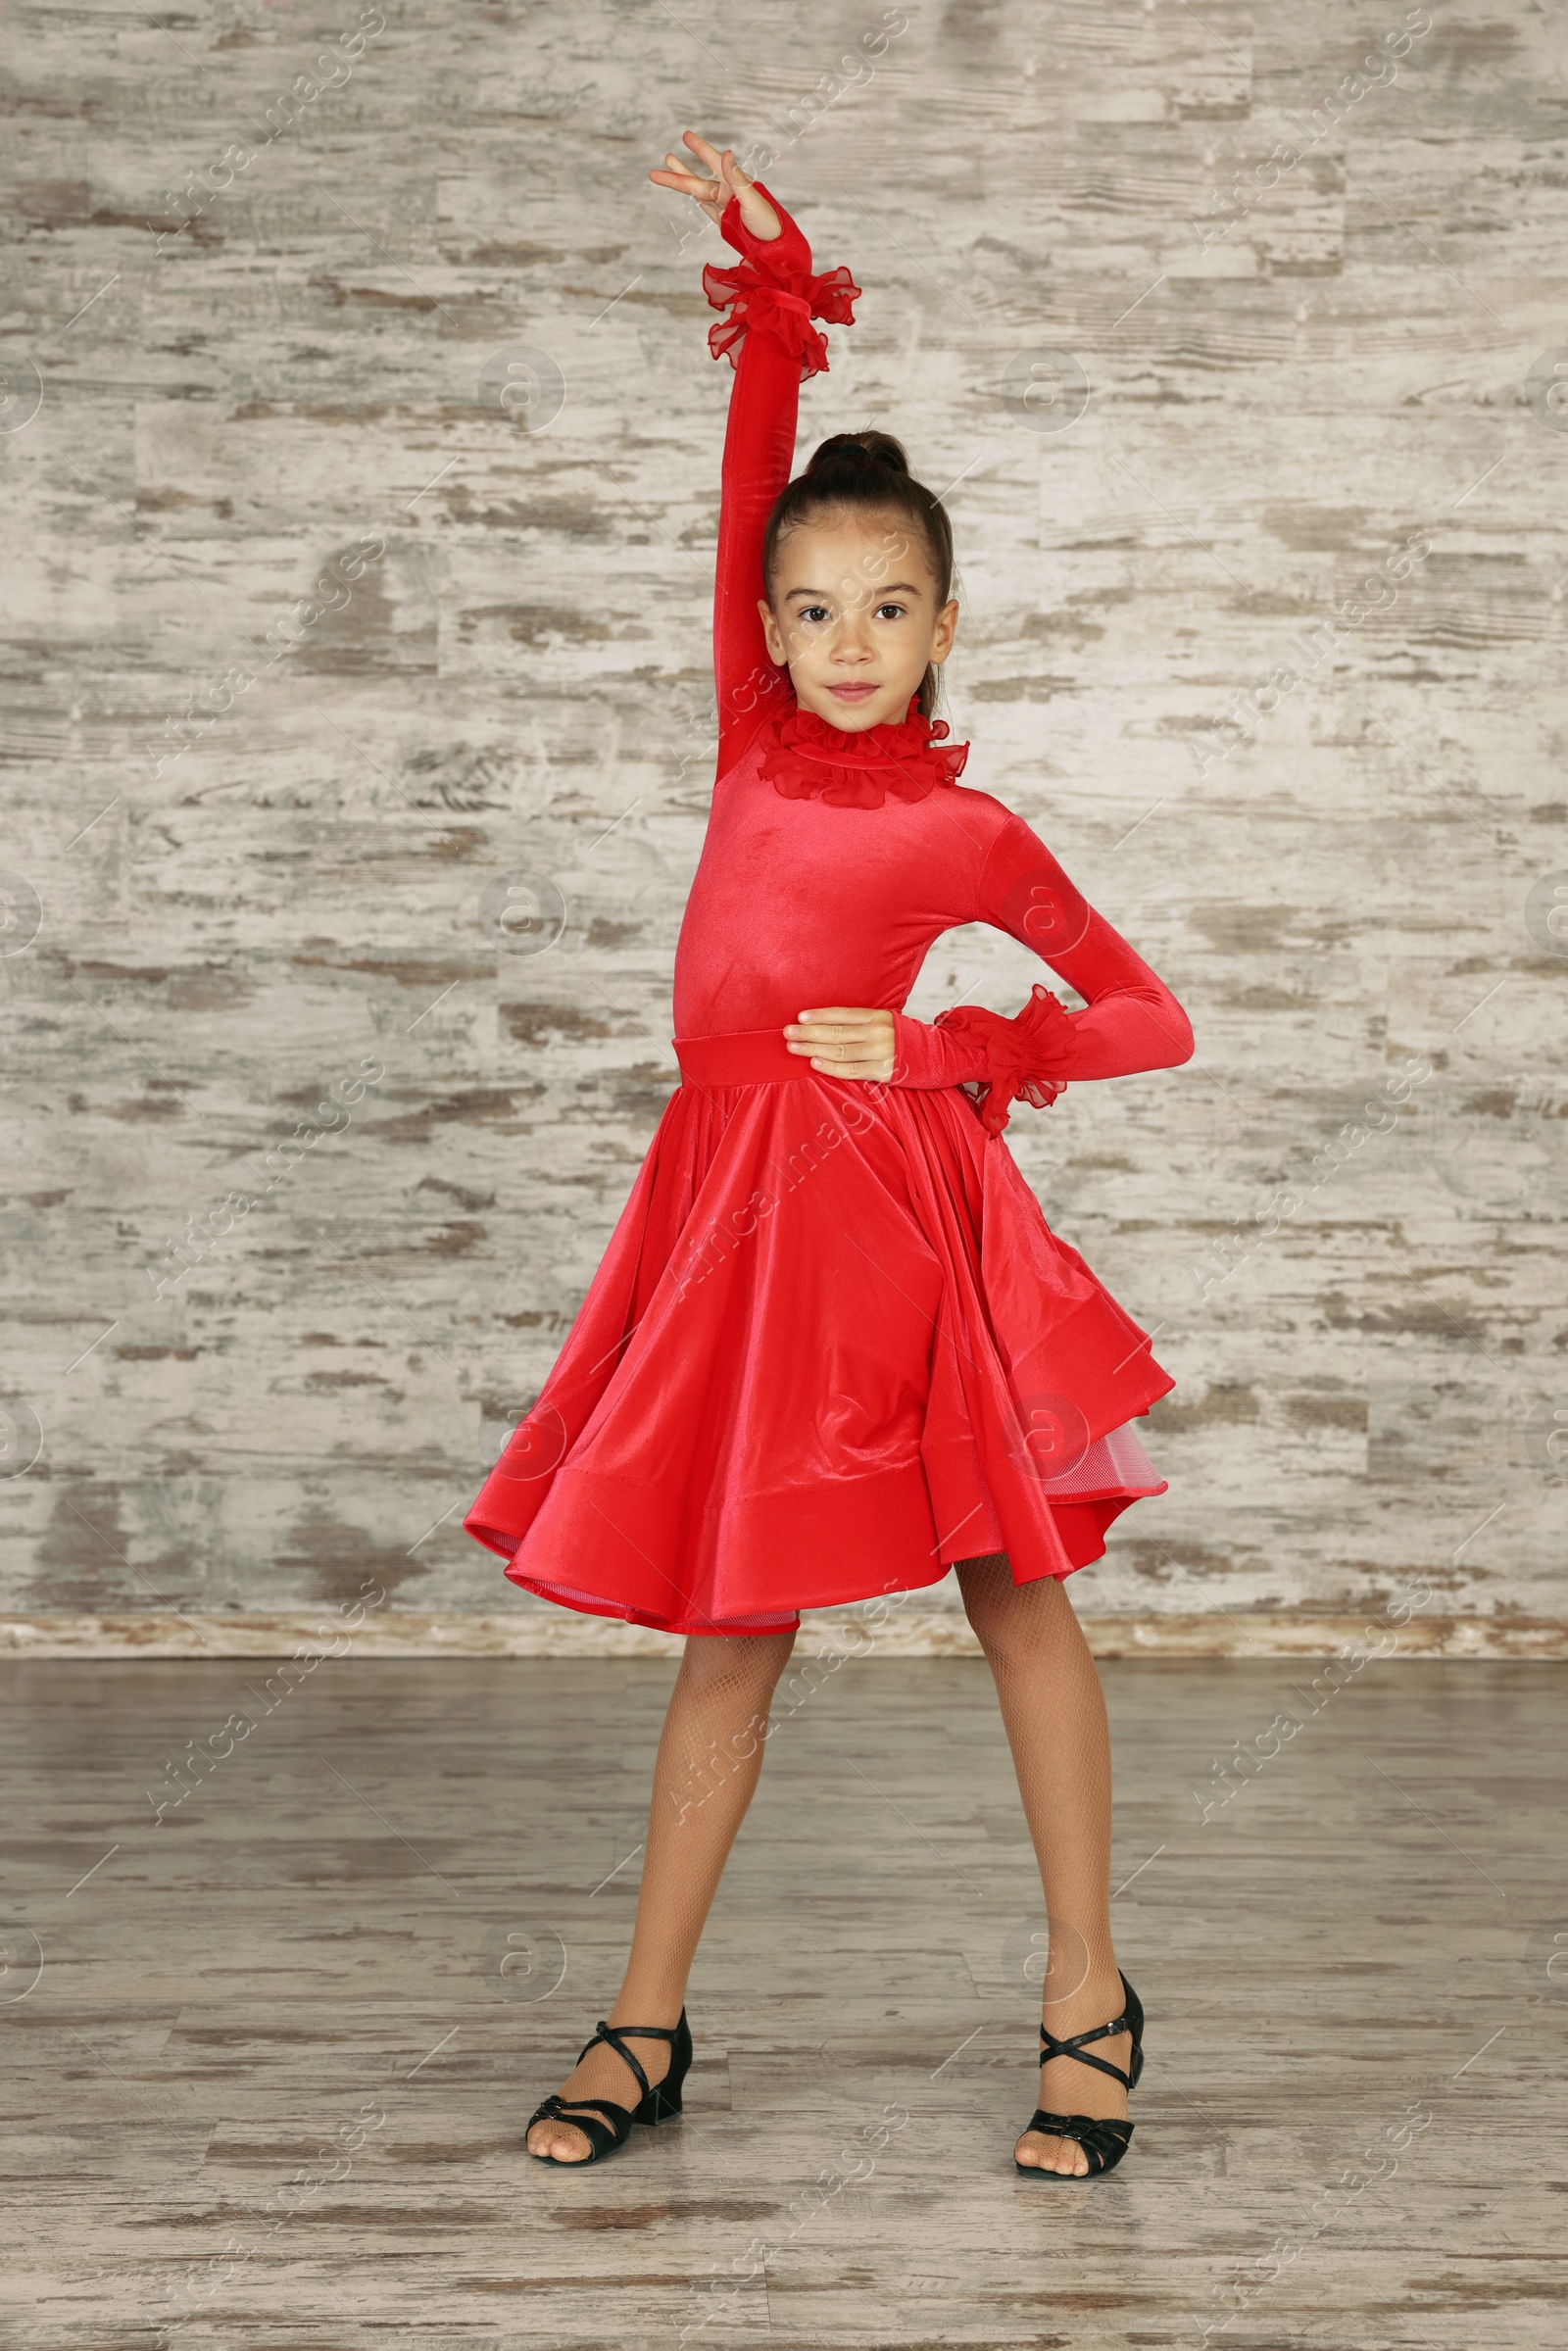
[831,615,874,659]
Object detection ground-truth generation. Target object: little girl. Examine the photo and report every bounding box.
[465,132,1194,2180]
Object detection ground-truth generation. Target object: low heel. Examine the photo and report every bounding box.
[638,2007,693,2125]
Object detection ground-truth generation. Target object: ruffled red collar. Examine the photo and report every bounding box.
[759,694,970,808]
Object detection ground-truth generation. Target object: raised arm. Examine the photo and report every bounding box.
[652,136,859,778]
[705,187,860,775]
[892,812,1195,1135]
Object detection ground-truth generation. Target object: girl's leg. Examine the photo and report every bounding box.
[528,1624,799,2160]
[955,1554,1132,2177]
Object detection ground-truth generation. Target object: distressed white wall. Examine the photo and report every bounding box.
[2,0,1564,1650]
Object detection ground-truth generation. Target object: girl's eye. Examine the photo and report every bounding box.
[801,605,830,624]
[875,602,907,621]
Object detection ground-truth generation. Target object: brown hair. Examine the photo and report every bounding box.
[760,429,955,721]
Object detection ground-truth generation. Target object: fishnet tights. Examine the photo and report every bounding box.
[529,1561,1128,2176]
[527,1624,800,2160]
[956,1553,1131,2176]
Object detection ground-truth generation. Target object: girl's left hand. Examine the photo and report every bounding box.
[784,1007,895,1080]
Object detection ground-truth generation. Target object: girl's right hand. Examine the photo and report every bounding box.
[649,130,782,242]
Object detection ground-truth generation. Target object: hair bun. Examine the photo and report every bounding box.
[805,429,911,481]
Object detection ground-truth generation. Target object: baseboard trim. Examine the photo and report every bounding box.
[1,1611,1563,1660]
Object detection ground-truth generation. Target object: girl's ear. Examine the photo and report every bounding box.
[758,596,787,665]
[929,595,959,666]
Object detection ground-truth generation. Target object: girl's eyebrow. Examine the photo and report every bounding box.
[785,581,924,601]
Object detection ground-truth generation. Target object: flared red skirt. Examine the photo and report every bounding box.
[464,1033,1175,1635]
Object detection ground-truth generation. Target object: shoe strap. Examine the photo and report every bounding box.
[527,2091,629,2156]
[574,2017,678,2105]
[1038,2010,1134,2089]
[534,2090,631,2127]
[1022,2109,1134,2172]
[1028,2106,1134,2136]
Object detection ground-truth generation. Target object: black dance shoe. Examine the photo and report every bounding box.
[1015,1969,1144,2180]
[526,2011,692,2167]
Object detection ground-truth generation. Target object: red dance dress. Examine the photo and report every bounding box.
[464,182,1195,1637]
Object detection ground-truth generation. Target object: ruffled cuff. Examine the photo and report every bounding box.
[705,180,860,380]
[932,984,1079,1137]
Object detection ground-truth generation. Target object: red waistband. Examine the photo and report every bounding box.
[674,1029,811,1087]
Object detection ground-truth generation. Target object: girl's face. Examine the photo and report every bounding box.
[758,507,958,732]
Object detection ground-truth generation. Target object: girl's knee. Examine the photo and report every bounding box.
[956,1550,1014,1634]
[679,1625,797,1695]
[957,1555,1065,1656]
[750,1627,799,1691]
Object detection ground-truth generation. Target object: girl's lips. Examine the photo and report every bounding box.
[827,683,879,700]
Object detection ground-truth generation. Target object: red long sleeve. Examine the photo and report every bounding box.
[891,812,1195,1132]
[707,186,860,779]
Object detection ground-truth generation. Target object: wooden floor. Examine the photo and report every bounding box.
[3,1654,1563,2348]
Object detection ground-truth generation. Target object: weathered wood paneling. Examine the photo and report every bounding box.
[2,1,1562,1648]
